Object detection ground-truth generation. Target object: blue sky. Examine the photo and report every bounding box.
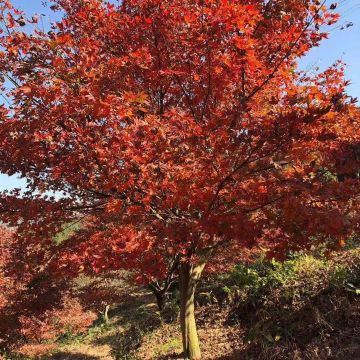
[299,0,360,98]
[1,0,359,191]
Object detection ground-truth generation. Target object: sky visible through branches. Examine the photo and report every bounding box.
[0,0,359,192]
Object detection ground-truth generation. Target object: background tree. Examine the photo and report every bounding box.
[1,0,360,358]
[0,224,96,358]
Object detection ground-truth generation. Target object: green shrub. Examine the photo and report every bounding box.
[203,249,360,308]
[198,248,360,357]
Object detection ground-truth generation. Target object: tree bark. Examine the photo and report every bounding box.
[104,304,110,324]
[179,249,212,360]
[154,289,165,312]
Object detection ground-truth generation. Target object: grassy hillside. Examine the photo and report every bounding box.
[4,249,360,360]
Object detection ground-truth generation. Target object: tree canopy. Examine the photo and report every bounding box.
[0,1,359,358]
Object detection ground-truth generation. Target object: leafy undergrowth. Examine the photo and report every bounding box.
[5,249,360,360]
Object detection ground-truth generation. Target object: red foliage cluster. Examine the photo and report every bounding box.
[16,295,96,357]
[0,226,96,356]
[0,0,356,278]
[0,225,13,310]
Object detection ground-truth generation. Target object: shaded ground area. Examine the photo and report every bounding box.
[48,350,109,360]
[43,289,360,360]
[42,251,360,360]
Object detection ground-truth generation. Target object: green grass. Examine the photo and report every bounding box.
[53,222,82,244]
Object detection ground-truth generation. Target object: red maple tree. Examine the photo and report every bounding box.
[1,0,360,358]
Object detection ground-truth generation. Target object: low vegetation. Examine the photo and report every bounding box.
[2,248,358,360]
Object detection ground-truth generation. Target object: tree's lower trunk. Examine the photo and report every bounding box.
[148,284,166,312]
[104,304,110,324]
[180,263,201,360]
[179,249,211,360]
[154,290,165,312]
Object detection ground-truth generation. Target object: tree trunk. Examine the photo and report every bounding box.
[104,304,110,324]
[154,290,165,312]
[148,284,166,312]
[179,249,212,360]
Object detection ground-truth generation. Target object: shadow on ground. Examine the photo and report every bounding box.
[156,353,184,360]
[44,352,100,360]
